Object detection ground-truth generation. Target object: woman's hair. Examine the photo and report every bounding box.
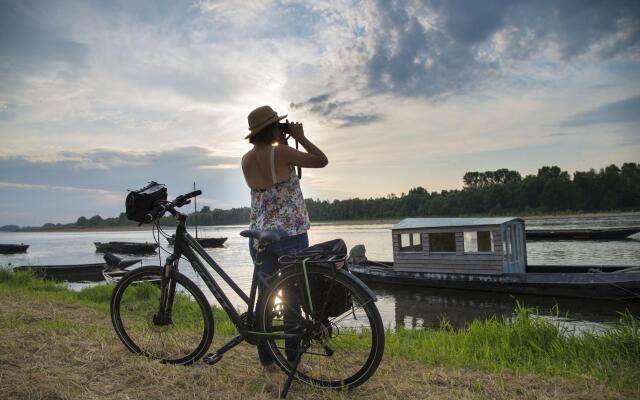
[249,123,277,145]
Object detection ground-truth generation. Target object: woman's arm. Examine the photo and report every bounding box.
[278,122,328,168]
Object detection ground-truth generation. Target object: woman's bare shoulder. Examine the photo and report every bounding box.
[241,149,254,164]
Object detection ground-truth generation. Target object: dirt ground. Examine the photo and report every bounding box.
[0,293,634,400]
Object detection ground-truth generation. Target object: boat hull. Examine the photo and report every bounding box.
[14,259,141,282]
[167,236,227,248]
[94,242,158,255]
[349,263,640,301]
[525,227,640,241]
[0,244,29,254]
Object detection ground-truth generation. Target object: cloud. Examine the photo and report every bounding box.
[0,1,639,224]
[0,147,247,225]
[430,0,513,45]
[0,181,121,196]
[0,1,89,72]
[561,96,640,127]
[351,0,640,98]
[290,93,383,127]
[365,8,490,97]
[339,114,382,127]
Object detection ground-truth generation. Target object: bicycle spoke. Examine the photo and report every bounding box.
[259,266,383,389]
[112,268,213,365]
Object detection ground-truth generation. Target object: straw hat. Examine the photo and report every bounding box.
[245,105,287,139]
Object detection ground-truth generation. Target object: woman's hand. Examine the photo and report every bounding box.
[288,122,305,141]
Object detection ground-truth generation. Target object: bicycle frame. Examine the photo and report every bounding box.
[114,194,383,399]
[160,214,299,344]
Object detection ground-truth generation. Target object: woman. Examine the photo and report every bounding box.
[241,105,328,371]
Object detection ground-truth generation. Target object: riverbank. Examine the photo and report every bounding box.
[5,210,639,233]
[1,270,638,399]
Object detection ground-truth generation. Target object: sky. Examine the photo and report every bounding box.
[0,0,639,226]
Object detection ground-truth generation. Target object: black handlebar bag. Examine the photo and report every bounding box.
[125,181,167,223]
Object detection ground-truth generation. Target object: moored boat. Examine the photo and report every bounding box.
[0,243,29,254]
[94,241,158,254]
[525,226,640,241]
[349,262,640,301]
[14,259,142,282]
[102,252,150,285]
[166,235,227,248]
[347,218,640,301]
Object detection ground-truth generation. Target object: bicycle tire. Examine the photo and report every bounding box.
[257,264,384,389]
[110,266,214,365]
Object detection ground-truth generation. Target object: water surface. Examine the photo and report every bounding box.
[2,212,639,330]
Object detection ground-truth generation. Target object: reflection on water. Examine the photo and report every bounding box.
[371,283,640,331]
[1,212,639,330]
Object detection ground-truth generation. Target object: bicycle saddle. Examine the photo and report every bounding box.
[240,228,288,243]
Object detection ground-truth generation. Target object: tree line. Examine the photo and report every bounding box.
[305,163,639,220]
[5,162,638,231]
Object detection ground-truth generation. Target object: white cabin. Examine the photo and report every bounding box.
[392,218,527,275]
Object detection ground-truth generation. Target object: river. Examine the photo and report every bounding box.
[2,212,639,331]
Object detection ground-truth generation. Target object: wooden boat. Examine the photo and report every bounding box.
[349,262,640,301]
[166,235,227,248]
[0,243,29,254]
[101,252,151,285]
[94,241,158,254]
[347,218,640,301]
[14,259,141,282]
[525,227,640,241]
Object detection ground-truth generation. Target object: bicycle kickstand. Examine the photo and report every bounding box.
[279,344,307,399]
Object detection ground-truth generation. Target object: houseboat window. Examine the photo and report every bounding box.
[464,231,494,253]
[399,233,422,252]
[429,232,456,252]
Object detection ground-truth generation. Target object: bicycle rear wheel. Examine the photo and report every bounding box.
[257,265,384,389]
[110,266,214,365]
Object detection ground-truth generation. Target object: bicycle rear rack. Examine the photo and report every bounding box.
[278,253,347,265]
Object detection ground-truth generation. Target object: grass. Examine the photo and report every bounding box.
[1,268,639,399]
[388,307,640,389]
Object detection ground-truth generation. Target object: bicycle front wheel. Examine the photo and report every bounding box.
[110,266,214,365]
[257,265,385,389]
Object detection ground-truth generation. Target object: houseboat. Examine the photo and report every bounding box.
[348,218,640,301]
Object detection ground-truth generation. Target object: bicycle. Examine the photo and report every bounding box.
[110,189,385,398]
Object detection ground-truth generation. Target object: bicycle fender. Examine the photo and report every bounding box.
[277,263,378,303]
[343,269,378,302]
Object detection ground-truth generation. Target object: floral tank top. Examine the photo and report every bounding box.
[248,147,310,236]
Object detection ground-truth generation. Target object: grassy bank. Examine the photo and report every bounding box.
[1,269,638,399]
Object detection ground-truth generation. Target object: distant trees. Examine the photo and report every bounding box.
[170,207,250,226]
[22,162,640,230]
[304,163,640,220]
[463,168,522,189]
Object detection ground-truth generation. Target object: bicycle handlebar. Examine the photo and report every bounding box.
[144,189,202,223]
[174,190,201,207]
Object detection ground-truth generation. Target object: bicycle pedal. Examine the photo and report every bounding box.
[323,345,334,356]
[203,352,223,365]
